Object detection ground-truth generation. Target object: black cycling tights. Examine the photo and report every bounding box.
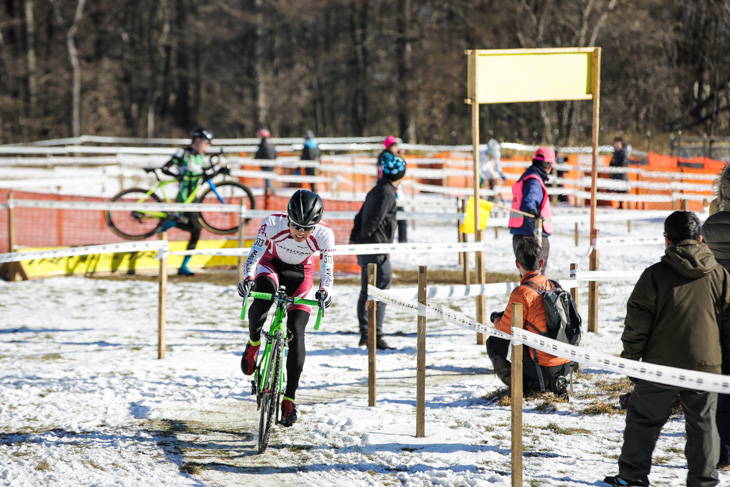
[247,276,310,401]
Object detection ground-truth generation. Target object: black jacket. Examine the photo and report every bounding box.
[622,239,730,375]
[256,139,277,160]
[350,179,398,244]
[702,211,730,271]
[609,147,629,181]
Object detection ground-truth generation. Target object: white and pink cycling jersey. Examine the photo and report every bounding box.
[244,213,335,296]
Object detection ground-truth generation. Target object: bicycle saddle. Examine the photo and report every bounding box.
[142,167,157,173]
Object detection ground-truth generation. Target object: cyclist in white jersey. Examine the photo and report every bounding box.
[237,190,334,426]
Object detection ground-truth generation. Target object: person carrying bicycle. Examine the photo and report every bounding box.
[160,127,214,276]
[237,189,334,427]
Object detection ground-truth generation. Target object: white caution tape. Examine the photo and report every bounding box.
[333,241,488,256]
[597,236,664,247]
[172,248,250,257]
[169,241,489,258]
[385,280,579,300]
[9,199,241,213]
[0,240,168,264]
[370,286,730,393]
[368,286,510,339]
[515,329,730,394]
[575,270,644,282]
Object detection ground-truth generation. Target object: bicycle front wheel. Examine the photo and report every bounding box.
[197,181,256,235]
[257,331,283,454]
[105,188,164,240]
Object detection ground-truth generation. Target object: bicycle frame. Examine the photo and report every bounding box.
[132,174,211,220]
[242,290,323,393]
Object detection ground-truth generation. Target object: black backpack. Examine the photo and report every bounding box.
[521,280,582,346]
[521,279,582,392]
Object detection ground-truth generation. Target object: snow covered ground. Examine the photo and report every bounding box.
[2,209,729,486]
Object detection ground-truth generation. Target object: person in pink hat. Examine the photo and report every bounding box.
[376,136,408,243]
[507,146,555,272]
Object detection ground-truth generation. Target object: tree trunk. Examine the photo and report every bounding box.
[0,26,6,142]
[145,0,171,138]
[397,0,415,142]
[49,0,86,138]
[349,0,369,136]
[24,0,38,120]
[254,0,267,129]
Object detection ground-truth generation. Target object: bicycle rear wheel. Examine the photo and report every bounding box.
[257,331,283,454]
[105,188,164,240]
[197,181,256,235]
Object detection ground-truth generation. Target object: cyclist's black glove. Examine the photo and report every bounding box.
[238,278,254,297]
[315,289,331,309]
[490,311,504,323]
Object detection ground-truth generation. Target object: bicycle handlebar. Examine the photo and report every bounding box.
[240,291,324,330]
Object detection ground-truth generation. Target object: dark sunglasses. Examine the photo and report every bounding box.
[291,222,315,232]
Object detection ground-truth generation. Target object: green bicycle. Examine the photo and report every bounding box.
[105,155,255,240]
[241,287,325,454]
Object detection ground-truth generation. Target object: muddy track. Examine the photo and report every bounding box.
[147,369,484,486]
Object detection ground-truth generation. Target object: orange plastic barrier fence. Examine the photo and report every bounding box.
[1,151,725,271]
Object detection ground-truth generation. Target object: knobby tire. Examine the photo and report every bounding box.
[105,188,164,240]
[257,331,283,454]
[197,181,256,235]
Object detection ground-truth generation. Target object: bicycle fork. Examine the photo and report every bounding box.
[252,335,274,410]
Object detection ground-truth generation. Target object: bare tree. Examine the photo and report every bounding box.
[24,0,37,120]
[397,0,416,142]
[48,0,85,137]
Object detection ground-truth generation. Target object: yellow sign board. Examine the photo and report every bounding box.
[467,48,598,104]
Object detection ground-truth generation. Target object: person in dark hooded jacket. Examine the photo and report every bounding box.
[604,211,730,487]
[702,162,730,470]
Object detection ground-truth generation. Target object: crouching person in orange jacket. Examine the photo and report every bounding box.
[486,236,571,398]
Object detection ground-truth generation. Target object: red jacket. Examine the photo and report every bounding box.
[495,271,569,367]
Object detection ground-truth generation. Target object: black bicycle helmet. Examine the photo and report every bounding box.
[288,190,323,228]
[192,127,214,142]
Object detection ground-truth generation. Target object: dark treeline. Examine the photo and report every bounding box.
[1,0,729,147]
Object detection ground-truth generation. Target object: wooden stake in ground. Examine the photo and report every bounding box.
[1,192,28,281]
[367,263,377,407]
[237,200,248,283]
[570,263,579,312]
[416,266,427,438]
[511,302,524,487]
[158,232,168,360]
[588,229,600,333]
